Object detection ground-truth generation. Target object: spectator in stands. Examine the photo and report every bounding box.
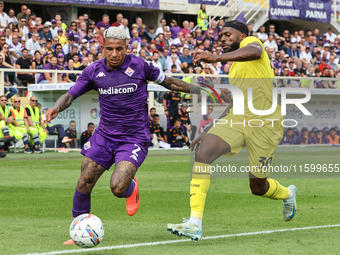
[78,56,88,70]
[32,50,43,70]
[268,24,278,37]
[7,8,17,25]
[204,20,218,41]
[119,18,130,39]
[65,45,78,62]
[198,105,214,134]
[300,45,312,63]
[39,22,53,42]
[65,58,78,82]
[328,55,339,72]
[17,5,29,24]
[297,129,313,144]
[1,62,18,100]
[257,26,268,43]
[0,2,7,33]
[151,51,162,71]
[8,34,22,61]
[326,28,336,43]
[287,42,299,58]
[263,34,278,52]
[18,17,28,41]
[321,68,333,88]
[279,128,296,145]
[53,43,63,57]
[293,60,307,76]
[156,18,169,36]
[325,128,339,145]
[181,20,191,37]
[65,120,77,148]
[197,4,208,32]
[80,122,94,148]
[62,36,76,55]
[72,53,81,68]
[179,47,192,66]
[78,21,87,41]
[170,19,181,40]
[68,21,80,44]
[168,119,190,147]
[278,66,290,87]
[96,14,110,30]
[111,13,123,27]
[57,53,66,69]
[57,28,67,46]
[15,48,34,85]
[37,56,62,84]
[25,32,40,55]
[319,58,331,75]
[217,19,224,34]
[49,19,58,38]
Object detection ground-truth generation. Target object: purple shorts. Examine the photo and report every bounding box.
[81,130,149,170]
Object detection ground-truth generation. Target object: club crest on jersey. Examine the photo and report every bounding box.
[84,141,91,150]
[125,67,134,77]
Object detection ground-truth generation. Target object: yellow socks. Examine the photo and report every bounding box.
[190,162,211,220]
[262,178,291,200]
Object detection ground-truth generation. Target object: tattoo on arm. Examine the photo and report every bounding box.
[53,93,74,113]
[161,76,201,94]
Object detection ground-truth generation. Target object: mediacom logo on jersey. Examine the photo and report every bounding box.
[201,86,312,128]
[98,83,138,95]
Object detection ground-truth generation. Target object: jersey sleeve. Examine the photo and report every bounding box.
[144,60,165,85]
[240,36,265,57]
[68,65,96,99]
[163,91,170,100]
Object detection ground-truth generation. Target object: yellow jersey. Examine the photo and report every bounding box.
[229,36,281,121]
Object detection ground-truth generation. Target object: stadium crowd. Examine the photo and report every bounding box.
[0,2,339,157]
[1,2,340,97]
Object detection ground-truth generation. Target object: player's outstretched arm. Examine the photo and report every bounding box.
[193,43,263,64]
[160,76,201,94]
[45,93,74,123]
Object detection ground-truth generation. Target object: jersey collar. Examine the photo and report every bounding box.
[102,55,130,71]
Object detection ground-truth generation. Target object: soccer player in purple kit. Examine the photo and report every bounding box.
[45,27,203,245]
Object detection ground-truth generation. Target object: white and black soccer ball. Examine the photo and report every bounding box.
[69,213,105,248]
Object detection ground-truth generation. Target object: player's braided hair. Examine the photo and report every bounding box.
[103,27,126,45]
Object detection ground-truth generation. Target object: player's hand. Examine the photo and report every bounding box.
[45,108,59,124]
[178,109,181,115]
[184,136,189,143]
[44,128,49,135]
[27,127,30,133]
[164,110,169,116]
[193,51,216,65]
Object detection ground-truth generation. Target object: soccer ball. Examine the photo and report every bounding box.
[69,213,105,248]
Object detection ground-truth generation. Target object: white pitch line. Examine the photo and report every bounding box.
[18,224,340,255]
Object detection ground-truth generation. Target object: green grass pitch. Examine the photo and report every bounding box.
[1,146,340,255]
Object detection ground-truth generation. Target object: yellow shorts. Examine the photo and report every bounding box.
[207,114,284,178]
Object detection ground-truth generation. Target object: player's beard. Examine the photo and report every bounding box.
[223,40,240,53]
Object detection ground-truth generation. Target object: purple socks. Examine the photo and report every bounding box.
[115,179,135,198]
[72,189,91,218]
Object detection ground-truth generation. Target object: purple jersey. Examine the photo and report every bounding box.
[279,135,295,145]
[37,63,60,83]
[272,59,282,69]
[68,55,165,143]
[296,136,313,144]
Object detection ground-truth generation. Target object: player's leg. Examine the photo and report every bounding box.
[246,126,297,222]
[110,142,149,216]
[73,156,106,218]
[0,130,5,157]
[167,133,233,240]
[63,156,106,245]
[13,125,31,152]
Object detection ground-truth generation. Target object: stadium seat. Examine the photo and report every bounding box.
[42,134,58,152]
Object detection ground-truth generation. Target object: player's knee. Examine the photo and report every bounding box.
[195,147,213,164]
[110,183,125,197]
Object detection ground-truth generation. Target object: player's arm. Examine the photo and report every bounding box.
[160,76,201,94]
[193,43,263,64]
[45,93,74,122]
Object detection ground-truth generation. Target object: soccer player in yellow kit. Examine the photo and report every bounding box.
[167,20,297,241]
